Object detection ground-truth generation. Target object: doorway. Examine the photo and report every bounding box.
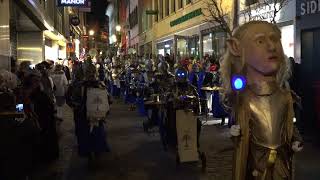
[175,35,199,59]
[300,29,320,132]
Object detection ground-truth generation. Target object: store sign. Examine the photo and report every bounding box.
[66,43,75,53]
[170,9,202,27]
[58,0,87,6]
[300,0,320,16]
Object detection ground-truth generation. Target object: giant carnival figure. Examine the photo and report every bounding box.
[221,21,303,180]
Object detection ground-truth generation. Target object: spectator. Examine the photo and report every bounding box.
[23,72,59,164]
[0,70,39,180]
[52,64,68,106]
[35,62,55,103]
[63,64,71,83]
[16,61,32,85]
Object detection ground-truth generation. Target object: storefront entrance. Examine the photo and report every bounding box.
[300,28,320,131]
[157,40,173,56]
[175,35,199,59]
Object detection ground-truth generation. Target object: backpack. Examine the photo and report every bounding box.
[86,87,109,119]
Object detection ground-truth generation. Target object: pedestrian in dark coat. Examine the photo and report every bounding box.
[23,72,59,164]
[66,64,110,167]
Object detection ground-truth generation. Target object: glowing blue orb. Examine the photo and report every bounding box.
[234,78,243,89]
[231,75,246,91]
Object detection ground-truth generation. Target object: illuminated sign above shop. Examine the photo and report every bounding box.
[170,9,202,27]
[58,0,87,6]
[300,0,320,16]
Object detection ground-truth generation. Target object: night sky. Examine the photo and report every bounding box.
[87,0,109,27]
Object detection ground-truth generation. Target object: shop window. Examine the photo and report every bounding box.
[157,40,173,56]
[188,35,199,57]
[202,32,226,59]
[203,34,213,57]
[177,38,187,57]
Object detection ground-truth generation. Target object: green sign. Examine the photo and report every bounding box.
[170,8,202,27]
[146,10,158,15]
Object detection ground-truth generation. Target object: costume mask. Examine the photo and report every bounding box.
[227,22,284,77]
[175,68,188,83]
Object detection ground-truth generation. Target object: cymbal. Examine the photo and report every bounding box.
[0,111,24,118]
[144,101,165,105]
[179,95,196,99]
[201,86,223,91]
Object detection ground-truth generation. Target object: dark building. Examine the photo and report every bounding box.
[295,0,320,134]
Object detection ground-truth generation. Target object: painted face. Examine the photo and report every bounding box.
[241,23,284,76]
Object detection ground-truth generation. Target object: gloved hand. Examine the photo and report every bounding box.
[292,141,303,152]
[230,125,241,136]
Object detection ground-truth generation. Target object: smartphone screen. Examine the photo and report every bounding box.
[16,104,24,112]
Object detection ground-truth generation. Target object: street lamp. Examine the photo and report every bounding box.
[89,30,95,36]
[111,34,117,43]
[116,25,121,32]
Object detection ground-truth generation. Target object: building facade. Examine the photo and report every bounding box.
[0,0,88,71]
[141,0,233,61]
[129,0,140,53]
[295,0,320,131]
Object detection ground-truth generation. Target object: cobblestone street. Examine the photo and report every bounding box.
[33,99,320,180]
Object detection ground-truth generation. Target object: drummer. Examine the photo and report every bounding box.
[164,66,201,148]
[200,59,221,111]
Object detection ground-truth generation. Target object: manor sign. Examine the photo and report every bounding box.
[58,0,87,6]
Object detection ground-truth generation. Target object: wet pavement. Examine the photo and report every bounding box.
[32,99,320,180]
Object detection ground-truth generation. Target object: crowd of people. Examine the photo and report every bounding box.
[0,57,111,180]
[0,52,226,180]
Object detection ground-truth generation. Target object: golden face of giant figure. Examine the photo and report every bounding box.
[243,23,283,76]
[227,23,284,76]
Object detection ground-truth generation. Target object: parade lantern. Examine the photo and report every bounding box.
[231,75,246,91]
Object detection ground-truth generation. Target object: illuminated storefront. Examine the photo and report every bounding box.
[44,30,67,62]
[157,39,173,56]
[201,29,226,59]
